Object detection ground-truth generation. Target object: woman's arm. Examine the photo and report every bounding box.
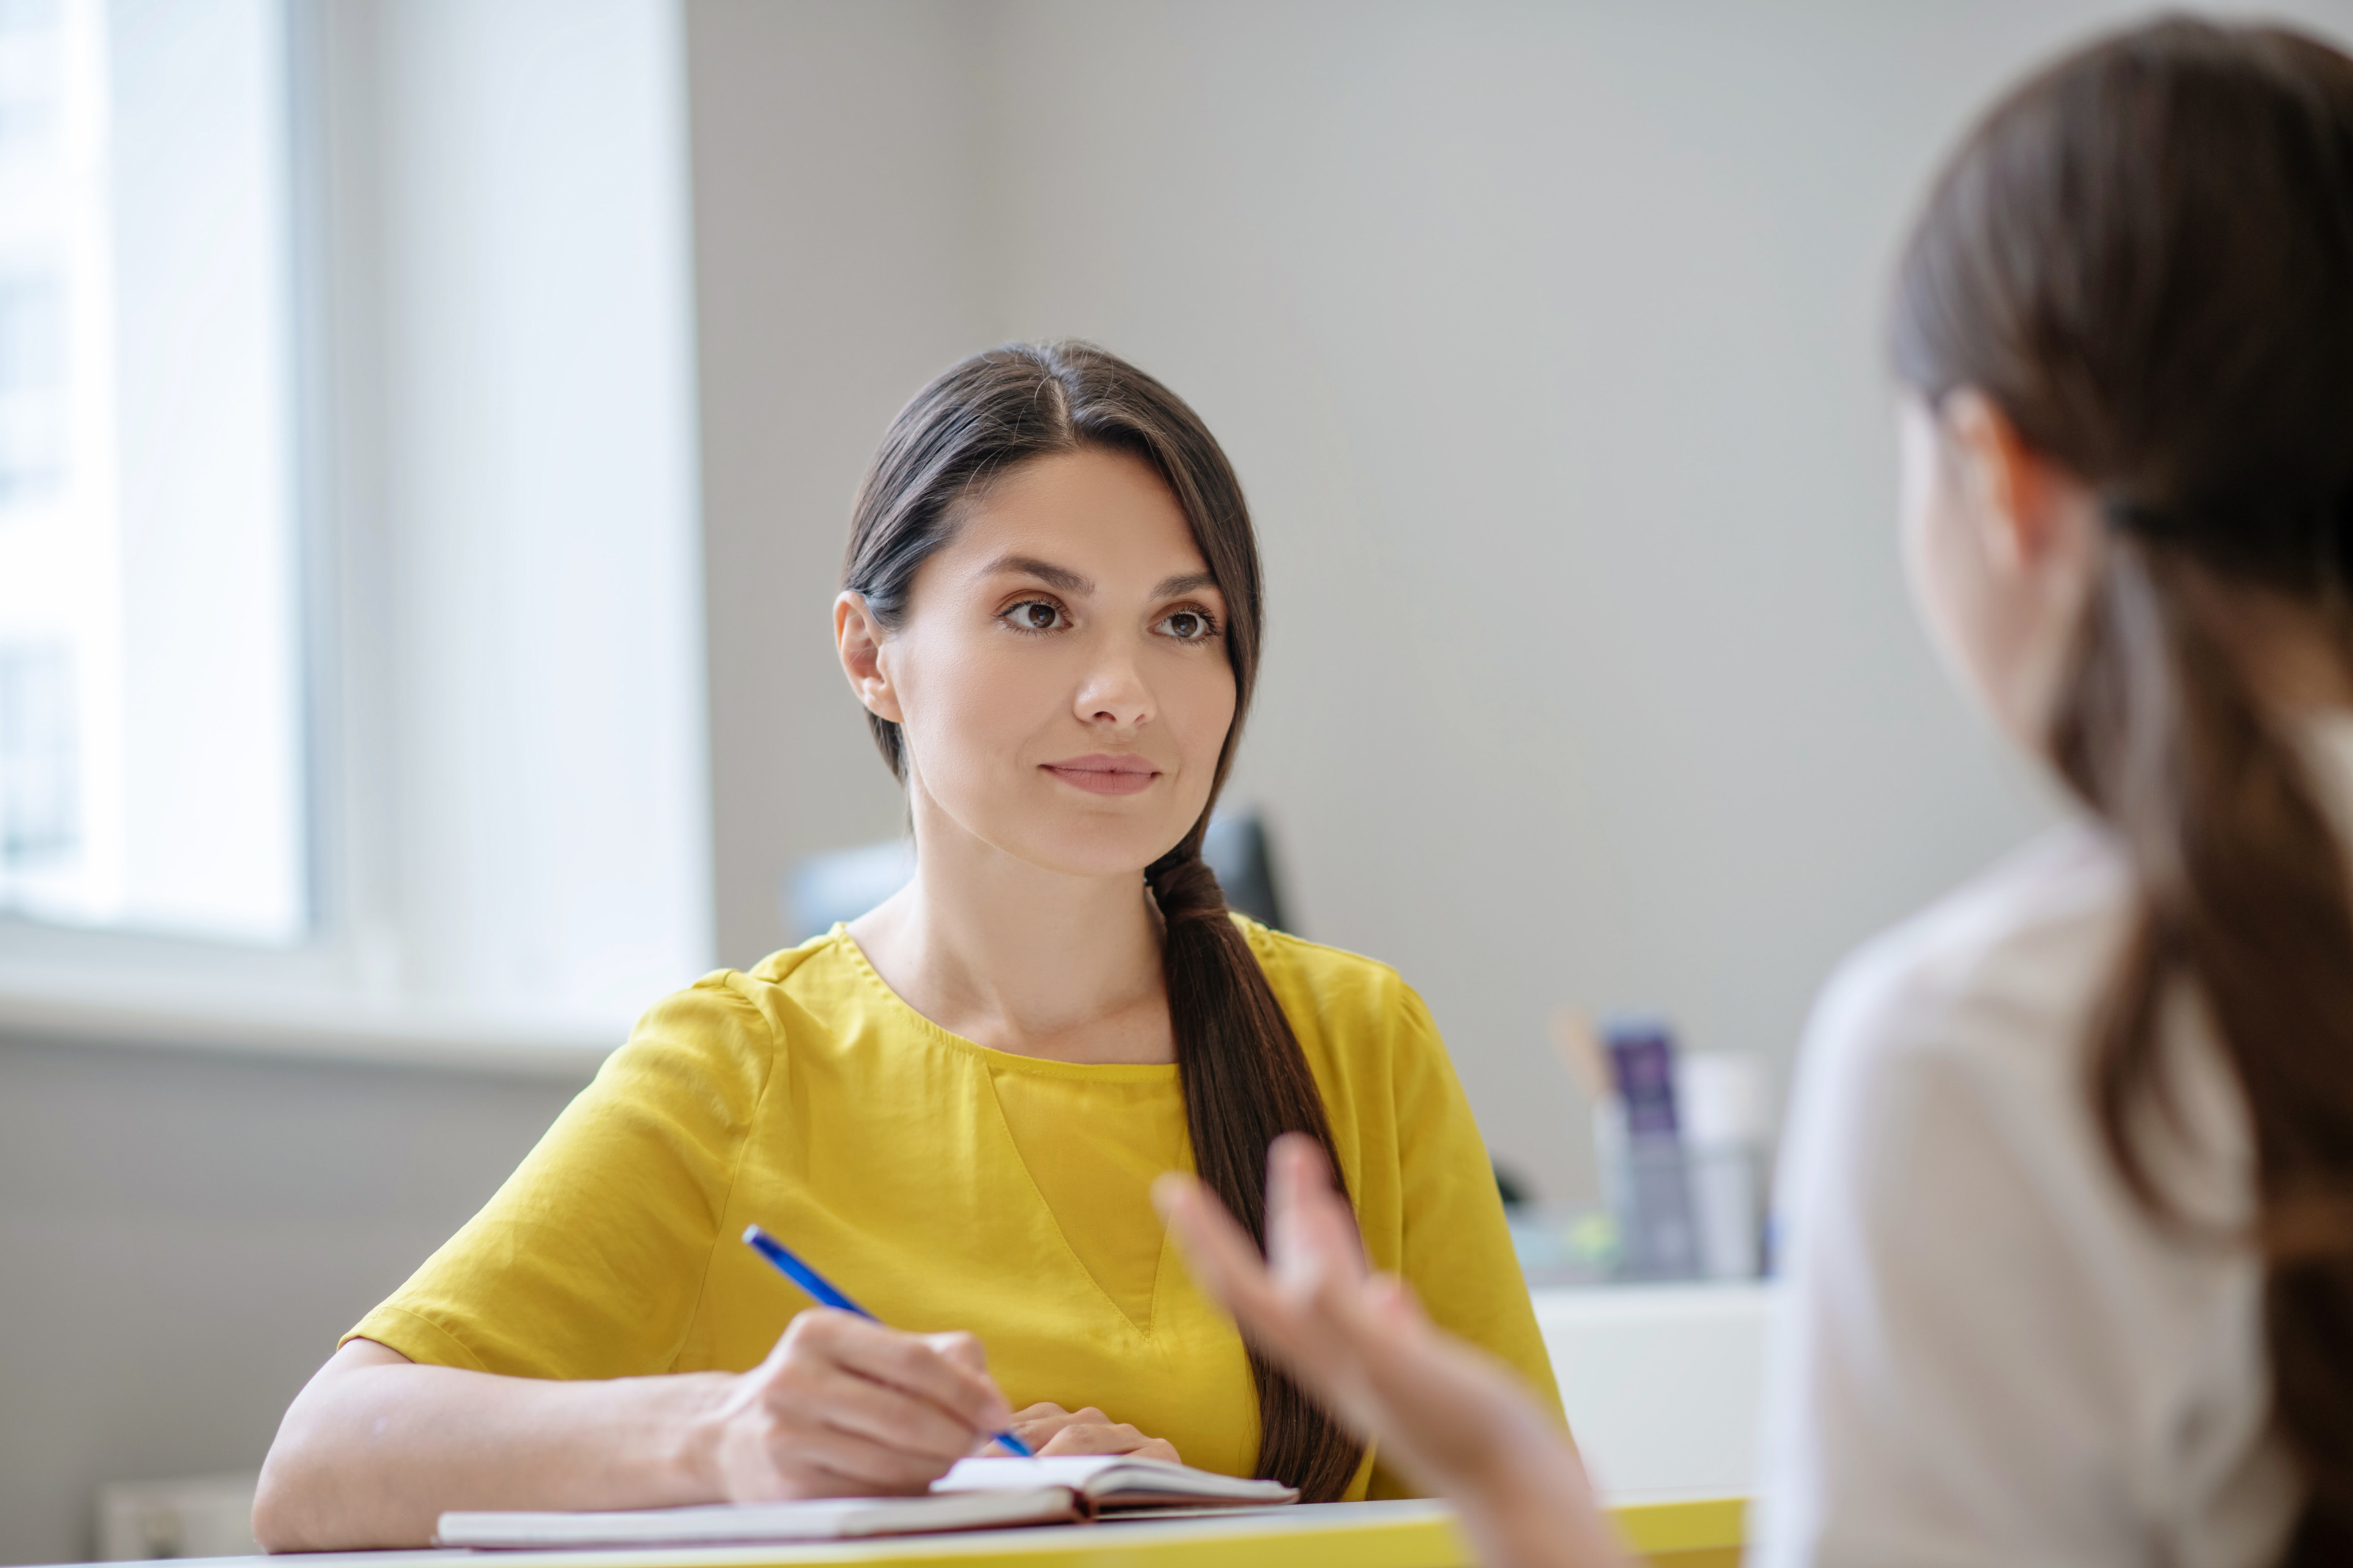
[1154,1136,1624,1568]
[252,1311,1016,1551]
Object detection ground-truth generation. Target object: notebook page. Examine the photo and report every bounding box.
[436,1486,1078,1547]
[934,1456,1298,1506]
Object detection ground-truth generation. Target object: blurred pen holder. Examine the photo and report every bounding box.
[1593,1098,1764,1281]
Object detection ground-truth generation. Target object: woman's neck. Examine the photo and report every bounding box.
[845,797,1177,1067]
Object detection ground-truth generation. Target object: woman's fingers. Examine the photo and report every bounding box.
[787,1418,963,1494]
[1000,1403,1182,1466]
[1156,1174,1388,1442]
[1266,1134,1368,1295]
[1035,1417,1178,1463]
[918,1330,993,1380]
[1156,1143,1621,1565]
[1002,1401,1079,1450]
[713,1311,1024,1503]
[1155,1153,1381,1373]
[799,1314,1013,1435]
[796,1357,983,1463]
[1152,1173,1290,1328]
[1156,1150,1443,1447]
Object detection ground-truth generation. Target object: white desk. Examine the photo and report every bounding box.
[78,1285,1770,1568]
[51,1497,1746,1568]
[1534,1282,1774,1501]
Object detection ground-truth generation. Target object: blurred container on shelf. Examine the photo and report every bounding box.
[1546,1009,1771,1286]
[1600,1016,1701,1280]
[1679,1049,1770,1281]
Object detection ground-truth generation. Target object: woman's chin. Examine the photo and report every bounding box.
[982,822,1195,884]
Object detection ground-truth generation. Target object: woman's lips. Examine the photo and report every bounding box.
[1042,755,1161,796]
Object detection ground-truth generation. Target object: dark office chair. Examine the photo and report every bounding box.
[1198,810,1288,931]
[784,809,1292,941]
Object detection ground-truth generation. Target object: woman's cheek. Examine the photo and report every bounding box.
[896,639,1011,795]
[1167,662,1238,777]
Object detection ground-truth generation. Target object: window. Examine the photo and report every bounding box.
[0,0,305,942]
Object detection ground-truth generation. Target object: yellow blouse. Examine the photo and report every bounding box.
[348,917,1562,1499]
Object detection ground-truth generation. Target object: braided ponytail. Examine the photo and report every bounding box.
[843,341,1365,1499]
[1147,836,1365,1501]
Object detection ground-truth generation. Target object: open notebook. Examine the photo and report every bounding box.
[435,1456,1299,1548]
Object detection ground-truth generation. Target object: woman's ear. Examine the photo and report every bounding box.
[835,593,904,723]
[1940,388,2090,573]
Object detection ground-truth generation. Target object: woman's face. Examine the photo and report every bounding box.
[841,447,1238,880]
[1897,389,2103,757]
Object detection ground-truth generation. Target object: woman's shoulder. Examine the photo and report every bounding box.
[1807,818,2132,1088]
[1798,817,2253,1224]
[1237,916,1441,1056]
[1240,912,1414,998]
[613,928,866,1096]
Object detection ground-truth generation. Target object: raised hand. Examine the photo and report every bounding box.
[1153,1134,1624,1568]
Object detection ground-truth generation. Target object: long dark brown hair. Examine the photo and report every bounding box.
[1893,19,2353,1560]
[840,340,1365,1500]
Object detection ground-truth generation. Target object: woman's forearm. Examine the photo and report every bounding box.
[1450,1436,1624,1568]
[253,1340,732,1551]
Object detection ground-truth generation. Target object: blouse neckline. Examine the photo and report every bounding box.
[827,924,1182,1084]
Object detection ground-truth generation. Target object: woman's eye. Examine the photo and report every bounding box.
[1158,609,1216,642]
[1007,600,1065,632]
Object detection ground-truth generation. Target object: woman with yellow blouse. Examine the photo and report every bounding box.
[252,341,1558,1550]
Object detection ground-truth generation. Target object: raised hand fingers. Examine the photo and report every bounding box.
[1155,1150,1414,1444]
[1266,1134,1367,1295]
[1151,1173,1294,1333]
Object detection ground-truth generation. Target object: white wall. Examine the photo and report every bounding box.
[687,0,2353,1203]
[685,0,995,973]
[0,1035,585,1567]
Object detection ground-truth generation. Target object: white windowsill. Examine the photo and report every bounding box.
[0,973,618,1078]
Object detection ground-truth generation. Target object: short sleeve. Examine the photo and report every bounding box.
[345,976,778,1379]
[1751,956,2145,1568]
[1368,984,1565,1499]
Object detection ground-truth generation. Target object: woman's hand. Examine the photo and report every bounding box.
[1152,1135,1624,1568]
[699,1308,1018,1499]
[999,1403,1182,1464]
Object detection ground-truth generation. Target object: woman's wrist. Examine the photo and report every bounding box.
[1450,1414,1615,1568]
[653,1370,743,1504]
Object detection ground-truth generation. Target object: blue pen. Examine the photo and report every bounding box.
[742,1223,1035,1458]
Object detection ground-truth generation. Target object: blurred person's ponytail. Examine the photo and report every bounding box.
[1893,21,2353,1559]
[840,341,1365,1502]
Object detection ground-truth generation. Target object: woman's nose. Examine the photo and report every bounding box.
[1075,647,1153,729]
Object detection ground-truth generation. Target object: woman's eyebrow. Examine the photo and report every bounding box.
[1152,570,1219,599]
[982,554,1093,595]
